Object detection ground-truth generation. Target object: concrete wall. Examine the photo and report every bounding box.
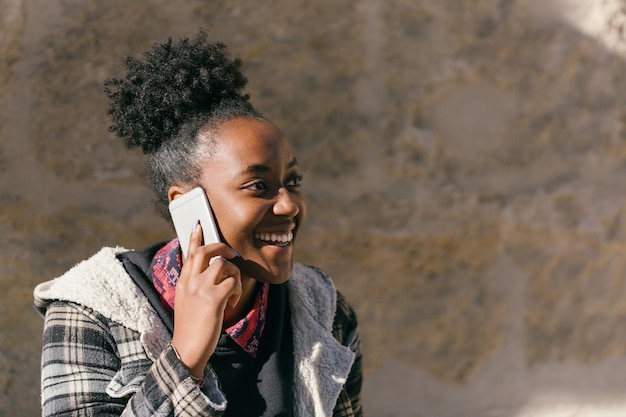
[3,0,626,415]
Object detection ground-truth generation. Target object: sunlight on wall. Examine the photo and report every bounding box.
[516,404,626,417]
[515,393,626,417]
[548,0,626,56]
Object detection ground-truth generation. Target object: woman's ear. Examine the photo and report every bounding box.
[167,185,190,203]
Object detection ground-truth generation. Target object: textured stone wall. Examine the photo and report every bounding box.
[3,0,626,415]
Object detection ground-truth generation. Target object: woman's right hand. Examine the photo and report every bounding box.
[170,222,242,378]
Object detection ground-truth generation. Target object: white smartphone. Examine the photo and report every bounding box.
[168,186,221,258]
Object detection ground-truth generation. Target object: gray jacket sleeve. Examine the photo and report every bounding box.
[41,301,226,417]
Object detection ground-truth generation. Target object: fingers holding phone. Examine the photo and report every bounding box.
[184,222,243,312]
[171,187,243,313]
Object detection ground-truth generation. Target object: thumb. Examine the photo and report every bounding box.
[226,279,242,309]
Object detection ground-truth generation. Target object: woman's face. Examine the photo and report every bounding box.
[195,117,306,283]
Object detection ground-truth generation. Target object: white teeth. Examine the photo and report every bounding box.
[255,231,293,243]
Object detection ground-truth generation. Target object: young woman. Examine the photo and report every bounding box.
[34,32,362,417]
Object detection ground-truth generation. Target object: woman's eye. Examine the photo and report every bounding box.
[247,181,267,191]
[286,175,303,188]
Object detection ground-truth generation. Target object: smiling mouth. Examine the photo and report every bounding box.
[254,231,294,246]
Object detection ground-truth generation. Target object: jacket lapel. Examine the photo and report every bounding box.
[33,246,171,361]
[288,264,356,417]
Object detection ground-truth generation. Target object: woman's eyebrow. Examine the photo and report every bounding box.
[241,158,298,175]
[242,164,271,175]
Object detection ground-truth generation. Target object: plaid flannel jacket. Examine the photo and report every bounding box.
[35,247,363,417]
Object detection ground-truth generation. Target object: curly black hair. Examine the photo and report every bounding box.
[104,32,264,219]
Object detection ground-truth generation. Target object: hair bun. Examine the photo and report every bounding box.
[104,32,249,154]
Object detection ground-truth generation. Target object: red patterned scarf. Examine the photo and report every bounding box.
[150,239,268,358]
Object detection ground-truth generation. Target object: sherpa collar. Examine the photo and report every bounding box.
[33,247,170,361]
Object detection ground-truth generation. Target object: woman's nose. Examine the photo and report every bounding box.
[273,188,300,217]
